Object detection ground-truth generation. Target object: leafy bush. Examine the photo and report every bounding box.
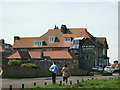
[8,60,22,66]
[21,63,37,68]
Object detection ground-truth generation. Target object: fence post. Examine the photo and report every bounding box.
[9,85,12,90]
[34,82,36,86]
[77,80,79,84]
[22,84,24,88]
[70,81,72,85]
[60,81,62,85]
[45,82,47,85]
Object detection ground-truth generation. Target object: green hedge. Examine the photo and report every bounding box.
[8,60,22,66]
[21,63,37,68]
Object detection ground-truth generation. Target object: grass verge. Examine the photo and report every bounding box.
[21,78,119,89]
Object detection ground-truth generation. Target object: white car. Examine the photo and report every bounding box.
[92,66,103,72]
[104,66,114,73]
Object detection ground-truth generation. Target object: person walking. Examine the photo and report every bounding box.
[61,64,70,85]
[49,61,58,84]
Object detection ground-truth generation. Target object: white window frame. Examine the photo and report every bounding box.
[34,40,44,46]
[72,40,79,48]
[4,45,9,49]
[103,48,105,55]
[64,37,71,42]
[49,36,56,42]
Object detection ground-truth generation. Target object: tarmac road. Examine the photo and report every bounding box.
[1,75,119,89]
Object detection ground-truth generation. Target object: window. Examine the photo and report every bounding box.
[4,45,9,49]
[34,40,44,46]
[49,36,56,42]
[73,49,79,53]
[72,40,79,48]
[103,48,105,55]
[20,49,28,51]
[47,48,52,51]
[62,48,68,51]
[64,37,72,42]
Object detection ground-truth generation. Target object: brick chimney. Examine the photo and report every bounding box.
[14,36,20,42]
[54,25,59,29]
[61,24,67,34]
[0,39,5,45]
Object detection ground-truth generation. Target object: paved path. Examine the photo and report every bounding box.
[2,75,119,89]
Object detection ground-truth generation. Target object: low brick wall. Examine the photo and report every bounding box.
[2,60,88,78]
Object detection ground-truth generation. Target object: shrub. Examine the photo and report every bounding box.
[8,60,22,66]
[21,63,37,68]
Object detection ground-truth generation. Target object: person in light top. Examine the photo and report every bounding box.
[49,61,58,84]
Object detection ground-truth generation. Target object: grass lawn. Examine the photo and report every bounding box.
[21,78,119,89]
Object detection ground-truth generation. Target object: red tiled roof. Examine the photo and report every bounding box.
[7,51,77,59]
[13,28,94,48]
[44,51,76,59]
[28,51,41,59]
[7,51,31,59]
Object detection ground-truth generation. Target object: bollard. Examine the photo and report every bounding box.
[45,82,47,85]
[60,81,62,85]
[77,80,79,84]
[70,81,72,85]
[9,85,12,90]
[22,84,24,88]
[34,82,36,86]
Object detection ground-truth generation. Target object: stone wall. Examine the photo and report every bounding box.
[2,60,88,78]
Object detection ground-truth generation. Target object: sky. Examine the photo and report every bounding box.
[0,0,118,63]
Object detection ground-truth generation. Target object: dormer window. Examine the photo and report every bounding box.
[72,40,80,48]
[4,45,9,49]
[49,36,56,42]
[34,40,44,46]
[64,37,72,42]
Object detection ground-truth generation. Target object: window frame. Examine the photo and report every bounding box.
[4,45,9,49]
[64,37,72,42]
[49,36,56,42]
[34,40,44,46]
